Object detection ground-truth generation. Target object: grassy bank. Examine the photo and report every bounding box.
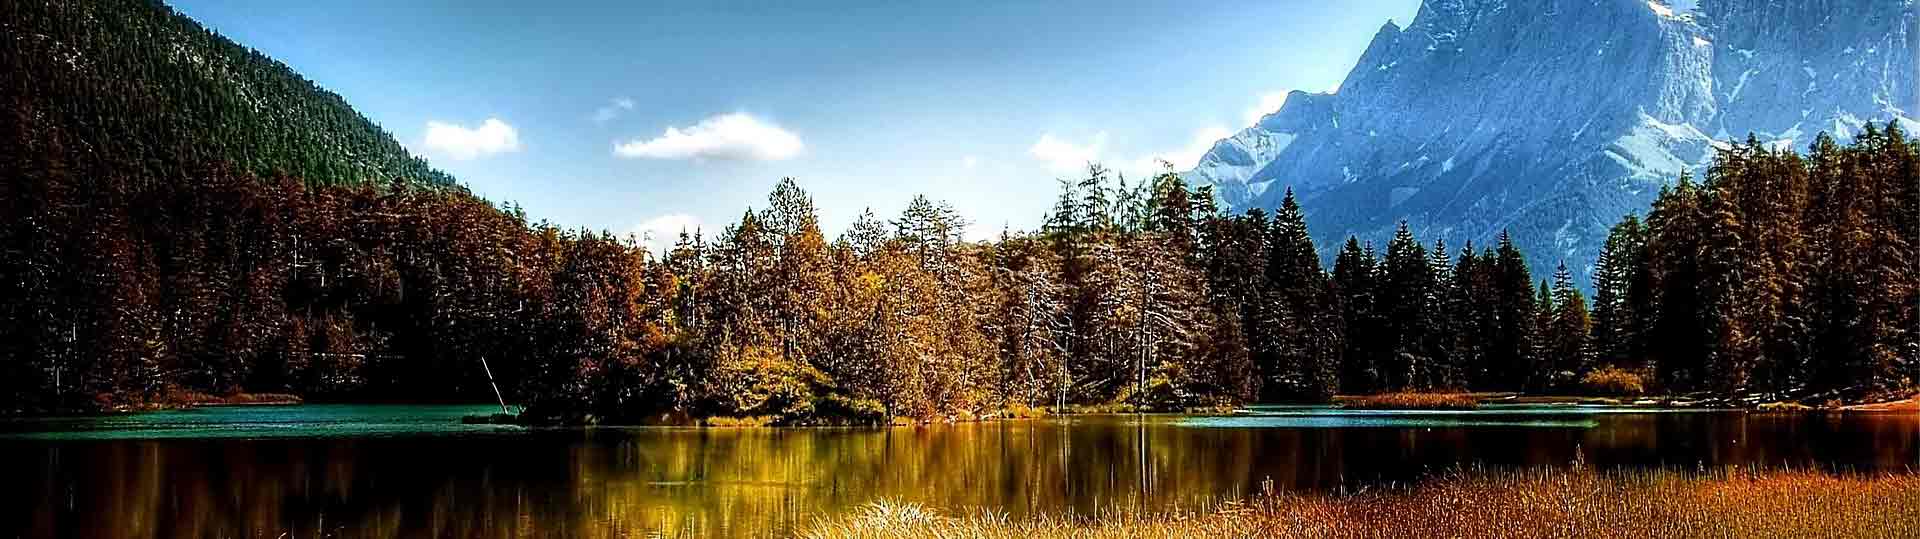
[1841,393,1920,412]
[1336,392,1483,410]
[806,468,1920,538]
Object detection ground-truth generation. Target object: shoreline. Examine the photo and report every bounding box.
[13,392,1913,423]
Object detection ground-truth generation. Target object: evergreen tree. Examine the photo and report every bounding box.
[1645,173,1709,391]
[1549,262,1592,390]
[1448,242,1491,388]
[1332,238,1380,393]
[1424,239,1459,389]
[1590,215,1645,368]
[1257,189,1336,401]
[1378,222,1432,390]
[1532,280,1555,392]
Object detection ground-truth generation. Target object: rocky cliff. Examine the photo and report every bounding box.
[1189,0,1917,285]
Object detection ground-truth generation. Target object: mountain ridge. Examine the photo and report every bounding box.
[1189,0,1917,286]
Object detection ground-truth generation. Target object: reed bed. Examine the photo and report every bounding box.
[1337,392,1482,410]
[803,468,1920,538]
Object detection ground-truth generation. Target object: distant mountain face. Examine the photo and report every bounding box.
[1189,0,1917,286]
[2,0,458,189]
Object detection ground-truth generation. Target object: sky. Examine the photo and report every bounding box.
[171,0,1421,253]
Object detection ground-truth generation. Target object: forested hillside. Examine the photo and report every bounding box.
[1,0,457,188]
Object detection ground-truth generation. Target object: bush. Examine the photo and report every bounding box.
[999,403,1051,419]
[1581,367,1646,396]
[703,416,775,427]
[813,394,890,424]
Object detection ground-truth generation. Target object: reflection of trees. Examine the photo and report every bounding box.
[18,413,1920,537]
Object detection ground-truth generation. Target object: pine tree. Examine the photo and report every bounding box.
[1532,280,1555,392]
[1043,178,1081,235]
[1332,237,1380,393]
[1645,173,1709,391]
[1258,189,1334,401]
[1077,164,1114,231]
[1549,262,1592,390]
[1378,222,1432,390]
[1590,215,1644,369]
[1487,231,1537,392]
[1448,242,1490,389]
[1424,238,1458,389]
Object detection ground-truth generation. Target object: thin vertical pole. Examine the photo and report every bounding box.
[480,356,508,415]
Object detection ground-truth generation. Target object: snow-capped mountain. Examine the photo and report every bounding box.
[1188,0,1917,286]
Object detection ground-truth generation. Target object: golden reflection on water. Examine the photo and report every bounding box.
[10,412,1919,538]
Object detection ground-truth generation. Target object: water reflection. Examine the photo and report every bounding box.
[4,406,1917,538]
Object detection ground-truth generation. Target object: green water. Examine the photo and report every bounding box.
[0,404,516,440]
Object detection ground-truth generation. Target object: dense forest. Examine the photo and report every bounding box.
[2,0,457,188]
[4,117,1916,420]
[3,1,1917,422]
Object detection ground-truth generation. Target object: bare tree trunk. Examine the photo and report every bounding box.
[480,355,508,414]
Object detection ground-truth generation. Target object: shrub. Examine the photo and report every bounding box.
[814,394,890,424]
[1581,367,1646,396]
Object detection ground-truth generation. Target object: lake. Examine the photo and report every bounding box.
[5,404,1917,537]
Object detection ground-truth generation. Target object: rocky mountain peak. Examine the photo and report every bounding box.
[1187,0,1915,288]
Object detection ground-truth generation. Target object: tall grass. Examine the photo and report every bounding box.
[1338,392,1482,410]
[804,468,1920,538]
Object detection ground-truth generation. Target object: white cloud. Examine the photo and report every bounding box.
[628,213,703,254]
[422,117,520,160]
[1028,132,1108,174]
[613,112,803,161]
[1030,127,1231,178]
[1245,92,1289,126]
[592,97,637,123]
[1125,126,1233,175]
[961,155,980,169]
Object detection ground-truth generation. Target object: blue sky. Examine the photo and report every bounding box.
[173,0,1419,251]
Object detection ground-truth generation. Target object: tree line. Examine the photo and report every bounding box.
[5,119,1915,420]
[1591,126,1920,401]
[14,0,1913,421]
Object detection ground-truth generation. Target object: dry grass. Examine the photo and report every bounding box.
[161,389,302,407]
[803,468,1920,538]
[702,415,777,427]
[1842,394,1920,412]
[1338,392,1481,410]
[1757,401,1816,411]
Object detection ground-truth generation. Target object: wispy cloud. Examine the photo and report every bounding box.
[1028,132,1108,174]
[628,213,703,254]
[422,117,520,160]
[1129,126,1232,173]
[613,112,803,161]
[1030,127,1229,178]
[592,97,636,123]
[1245,92,1289,126]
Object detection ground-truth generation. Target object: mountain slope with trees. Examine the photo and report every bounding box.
[2,0,458,188]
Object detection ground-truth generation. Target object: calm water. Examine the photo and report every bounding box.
[4,404,1918,538]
